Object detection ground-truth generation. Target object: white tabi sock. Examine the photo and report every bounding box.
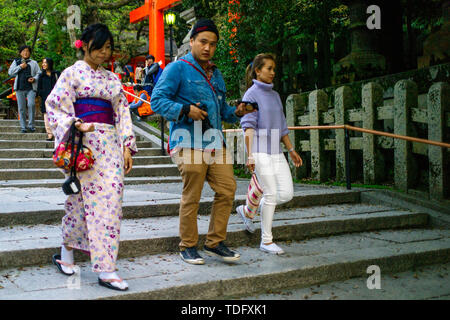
[60,246,75,274]
[99,271,128,290]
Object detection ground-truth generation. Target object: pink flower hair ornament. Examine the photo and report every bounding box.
[74,40,83,49]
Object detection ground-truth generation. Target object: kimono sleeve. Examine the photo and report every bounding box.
[113,88,138,155]
[45,66,80,148]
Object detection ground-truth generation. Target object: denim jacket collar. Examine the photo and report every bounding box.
[183,52,216,80]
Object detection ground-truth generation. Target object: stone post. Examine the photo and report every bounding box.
[394,80,417,192]
[309,89,330,181]
[428,82,450,200]
[286,93,308,179]
[362,82,385,184]
[334,86,353,182]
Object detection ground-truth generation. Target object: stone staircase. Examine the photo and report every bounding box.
[0,119,181,188]
[0,178,449,300]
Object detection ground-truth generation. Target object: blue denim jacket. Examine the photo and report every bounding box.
[151,53,239,151]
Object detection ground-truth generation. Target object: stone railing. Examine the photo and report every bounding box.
[285,80,450,200]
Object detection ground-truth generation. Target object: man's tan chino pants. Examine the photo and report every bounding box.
[173,148,236,250]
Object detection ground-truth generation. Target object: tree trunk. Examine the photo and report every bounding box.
[31,10,45,53]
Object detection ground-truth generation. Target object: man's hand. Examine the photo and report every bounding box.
[235,102,256,117]
[188,102,208,120]
[20,62,27,69]
[74,121,95,133]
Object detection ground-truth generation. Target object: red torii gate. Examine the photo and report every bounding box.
[130,0,181,68]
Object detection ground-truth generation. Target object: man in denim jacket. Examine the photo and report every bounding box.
[151,19,253,265]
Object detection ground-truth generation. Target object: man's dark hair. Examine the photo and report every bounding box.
[146,55,155,61]
[18,45,31,54]
[80,23,114,55]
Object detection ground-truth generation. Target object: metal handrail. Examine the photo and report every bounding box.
[123,90,450,185]
[223,125,450,149]
[223,124,450,190]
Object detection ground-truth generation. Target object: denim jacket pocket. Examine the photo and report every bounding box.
[186,79,211,102]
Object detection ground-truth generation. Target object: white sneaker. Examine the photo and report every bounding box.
[260,242,285,255]
[236,205,256,233]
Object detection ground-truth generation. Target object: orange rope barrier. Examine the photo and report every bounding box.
[223,125,450,149]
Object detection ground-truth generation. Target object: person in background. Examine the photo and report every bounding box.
[114,62,124,81]
[123,64,134,83]
[37,57,60,141]
[134,64,144,84]
[129,84,151,120]
[142,54,161,96]
[8,45,41,133]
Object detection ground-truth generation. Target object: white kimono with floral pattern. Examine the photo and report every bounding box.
[46,60,137,272]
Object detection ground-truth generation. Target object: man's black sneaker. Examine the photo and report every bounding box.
[204,242,240,262]
[179,247,205,265]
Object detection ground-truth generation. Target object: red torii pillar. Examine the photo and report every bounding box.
[130,0,181,68]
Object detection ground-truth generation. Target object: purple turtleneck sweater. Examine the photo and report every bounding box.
[240,79,289,154]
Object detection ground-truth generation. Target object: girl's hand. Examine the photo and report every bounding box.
[246,155,255,173]
[289,150,303,167]
[75,121,95,133]
[124,147,133,175]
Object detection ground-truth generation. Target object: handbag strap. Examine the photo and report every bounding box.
[69,122,84,177]
[180,59,216,94]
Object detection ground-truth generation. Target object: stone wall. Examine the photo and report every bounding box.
[285,79,450,200]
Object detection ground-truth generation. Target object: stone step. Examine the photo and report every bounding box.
[243,261,450,300]
[1,227,448,300]
[0,119,45,125]
[0,176,182,189]
[0,126,46,133]
[0,204,430,271]
[0,133,144,141]
[0,140,156,149]
[0,147,165,158]
[0,164,179,180]
[0,156,172,169]
[0,188,361,227]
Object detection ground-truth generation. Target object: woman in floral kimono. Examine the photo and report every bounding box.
[46,24,137,291]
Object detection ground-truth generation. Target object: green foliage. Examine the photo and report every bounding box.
[233,164,252,179]
[293,178,397,191]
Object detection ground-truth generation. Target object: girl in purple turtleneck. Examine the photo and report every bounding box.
[236,53,303,255]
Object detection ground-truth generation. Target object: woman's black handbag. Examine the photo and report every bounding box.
[61,123,84,195]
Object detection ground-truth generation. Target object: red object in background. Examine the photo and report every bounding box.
[6,78,16,101]
[123,85,134,103]
[228,0,241,63]
[129,0,181,69]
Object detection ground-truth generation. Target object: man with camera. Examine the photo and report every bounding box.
[8,45,41,133]
[142,54,162,96]
[151,19,254,266]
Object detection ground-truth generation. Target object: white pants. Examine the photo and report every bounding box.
[253,152,293,243]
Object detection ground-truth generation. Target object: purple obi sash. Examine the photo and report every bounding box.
[74,98,114,125]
